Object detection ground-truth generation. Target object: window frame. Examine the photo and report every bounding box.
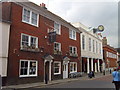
[54,22,61,35]
[69,29,76,40]
[89,38,91,51]
[82,35,85,50]
[19,60,38,77]
[69,46,77,54]
[22,8,39,27]
[54,61,61,75]
[70,62,77,73]
[21,33,38,48]
[54,42,61,51]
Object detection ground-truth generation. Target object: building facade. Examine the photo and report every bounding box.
[103,37,118,70]
[2,2,82,85]
[72,22,103,73]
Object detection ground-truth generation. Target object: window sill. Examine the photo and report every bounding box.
[19,75,37,78]
[20,47,40,53]
[22,20,38,27]
[69,53,78,57]
[54,73,61,75]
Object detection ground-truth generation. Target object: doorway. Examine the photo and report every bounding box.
[63,63,68,79]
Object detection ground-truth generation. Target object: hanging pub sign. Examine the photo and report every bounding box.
[48,31,56,43]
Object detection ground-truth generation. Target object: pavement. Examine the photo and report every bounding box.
[2,71,112,90]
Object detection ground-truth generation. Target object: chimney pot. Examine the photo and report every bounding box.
[40,3,47,9]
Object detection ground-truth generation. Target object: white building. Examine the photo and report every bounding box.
[0,20,11,84]
[72,22,104,73]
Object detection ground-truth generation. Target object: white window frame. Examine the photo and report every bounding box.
[70,62,77,73]
[19,60,38,77]
[21,33,38,48]
[54,22,61,35]
[82,35,85,50]
[54,42,61,51]
[69,29,76,40]
[96,41,98,53]
[93,40,95,52]
[69,46,77,54]
[89,38,91,51]
[22,8,39,27]
[54,61,61,75]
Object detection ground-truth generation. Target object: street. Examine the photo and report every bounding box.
[15,75,115,90]
[40,75,114,88]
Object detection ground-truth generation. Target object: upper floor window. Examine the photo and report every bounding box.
[96,41,98,53]
[89,38,91,51]
[69,46,77,54]
[54,22,61,35]
[22,8,39,26]
[93,40,95,52]
[54,42,61,51]
[99,43,101,54]
[69,30,76,40]
[21,34,38,48]
[82,35,85,50]
[20,60,38,77]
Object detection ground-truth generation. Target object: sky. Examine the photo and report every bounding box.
[29,0,119,48]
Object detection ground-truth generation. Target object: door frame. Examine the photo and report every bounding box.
[44,60,53,82]
[63,61,69,79]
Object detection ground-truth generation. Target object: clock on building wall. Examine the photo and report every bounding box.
[98,25,104,32]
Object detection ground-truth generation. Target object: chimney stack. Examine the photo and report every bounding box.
[102,37,107,45]
[40,3,47,9]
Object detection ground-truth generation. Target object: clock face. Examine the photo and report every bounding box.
[98,25,104,31]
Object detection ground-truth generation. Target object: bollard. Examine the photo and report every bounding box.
[103,70,105,75]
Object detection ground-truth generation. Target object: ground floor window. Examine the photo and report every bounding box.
[54,61,61,75]
[70,62,77,73]
[20,60,38,77]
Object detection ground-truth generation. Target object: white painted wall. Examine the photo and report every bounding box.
[0,21,10,77]
[72,22,103,60]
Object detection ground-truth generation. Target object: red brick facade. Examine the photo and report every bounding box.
[103,45,117,69]
[2,2,81,85]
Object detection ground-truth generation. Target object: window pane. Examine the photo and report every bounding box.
[23,9,30,23]
[74,63,76,71]
[31,37,36,47]
[22,35,29,46]
[69,47,72,53]
[20,61,28,75]
[73,31,76,39]
[69,30,72,38]
[54,62,60,74]
[54,43,60,51]
[54,23,60,34]
[29,61,36,75]
[31,12,37,25]
[54,68,59,73]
